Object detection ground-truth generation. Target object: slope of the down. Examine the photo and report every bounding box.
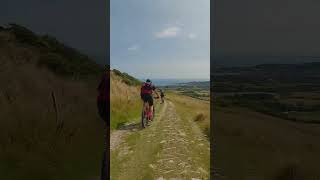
[110,70,142,129]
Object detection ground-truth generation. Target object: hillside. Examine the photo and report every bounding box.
[0,24,105,179]
[110,69,142,129]
[110,71,210,179]
[213,62,320,179]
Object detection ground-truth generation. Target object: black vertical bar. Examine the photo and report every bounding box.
[100,0,110,179]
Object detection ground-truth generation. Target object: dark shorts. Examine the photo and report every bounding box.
[141,94,153,106]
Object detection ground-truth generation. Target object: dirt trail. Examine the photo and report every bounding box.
[110,101,210,180]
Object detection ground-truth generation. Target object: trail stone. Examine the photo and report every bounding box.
[123,101,210,179]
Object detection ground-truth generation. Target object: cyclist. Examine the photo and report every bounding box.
[160,89,165,104]
[140,79,159,121]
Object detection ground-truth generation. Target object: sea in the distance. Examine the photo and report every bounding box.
[142,79,210,86]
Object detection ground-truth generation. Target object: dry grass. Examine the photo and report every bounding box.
[194,113,207,122]
[167,92,210,137]
[0,33,105,179]
[110,71,142,129]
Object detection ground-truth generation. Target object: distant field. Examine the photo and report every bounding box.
[216,91,320,124]
[163,81,210,101]
[213,62,320,179]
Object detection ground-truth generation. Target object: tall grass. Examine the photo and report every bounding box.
[0,28,105,179]
[110,71,142,129]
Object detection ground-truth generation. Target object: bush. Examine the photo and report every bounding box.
[194,113,206,122]
[112,69,141,86]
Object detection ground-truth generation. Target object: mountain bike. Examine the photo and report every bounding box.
[141,96,159,128]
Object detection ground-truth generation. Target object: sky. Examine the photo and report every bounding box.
[110,0,210,79]
[214,0,320,66]
[3,0,318,70]
[0,0,108,65]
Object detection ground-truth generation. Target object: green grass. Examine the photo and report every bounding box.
[112,69,141,86]
[110,102,163,180]
[110,70,143,129]
[110,98,142,129]
[167,92,210,137]
[111,96,210,179]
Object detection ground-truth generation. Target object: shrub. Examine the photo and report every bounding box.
[112,69,141,86]
[194,113,206,122]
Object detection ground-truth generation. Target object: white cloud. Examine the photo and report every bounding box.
[188,33,197,39]
[155,26,181,39]
[128,44,139,51]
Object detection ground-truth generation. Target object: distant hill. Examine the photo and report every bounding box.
[213,62,320,93]
[213,62,320,74]
[213,56,320,67]
[111,69,141,86]
[0,23,104,80]
[178,81,210,87]
[213,62,320,84]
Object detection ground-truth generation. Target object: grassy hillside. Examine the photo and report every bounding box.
[110,69,142,129]
[167,92,210,137]
[0,24,105,179]
[213,62,320,179]
[214,103,320,180]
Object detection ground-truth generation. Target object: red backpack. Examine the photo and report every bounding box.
[141,82,153,95]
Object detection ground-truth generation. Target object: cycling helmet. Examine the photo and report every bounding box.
[146,79,151,83]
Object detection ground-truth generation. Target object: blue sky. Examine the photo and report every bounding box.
[111,0,210,79]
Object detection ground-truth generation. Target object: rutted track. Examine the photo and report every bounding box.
[111,101,210,180]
